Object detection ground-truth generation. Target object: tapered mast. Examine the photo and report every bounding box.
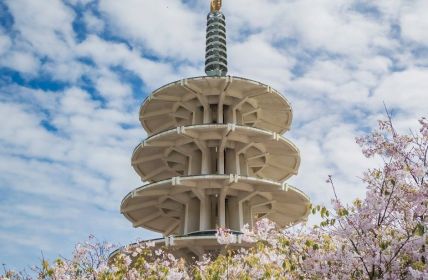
[205,0,228,76]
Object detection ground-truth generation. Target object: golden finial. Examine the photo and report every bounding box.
[210,0,222,12]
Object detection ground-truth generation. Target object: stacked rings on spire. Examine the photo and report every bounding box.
[205,12,228,76]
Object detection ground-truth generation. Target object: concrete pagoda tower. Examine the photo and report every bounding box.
[118,0,310,260]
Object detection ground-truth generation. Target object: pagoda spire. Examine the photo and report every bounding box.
[205,0,228,76]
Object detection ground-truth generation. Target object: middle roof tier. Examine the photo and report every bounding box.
[132,124,300,183]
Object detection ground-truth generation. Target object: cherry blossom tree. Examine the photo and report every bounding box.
[1,117,427,279]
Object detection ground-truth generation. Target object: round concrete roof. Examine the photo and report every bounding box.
[132,124,300,183]
[139,76,293,135]
[121,175,310,234]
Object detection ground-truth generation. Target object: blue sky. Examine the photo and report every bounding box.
[0,0,427,271]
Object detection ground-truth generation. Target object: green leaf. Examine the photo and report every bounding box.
[321,207,327,218]
[338,208,349,217]
[380,241,390,250]
[415,223,425,236]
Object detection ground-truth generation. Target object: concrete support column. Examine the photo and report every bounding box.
[218,140,226,174]
[199,195,210,230]
[203,105,210,124]
[184,203,189,234]
[187,198,200,233]
[225,148,236,174]
[197,142,210,174]
[227,197,239,231]
[238,200,244,229]
[218,104,224,123]
[219,192,226,228]
[218,150,225,174]
[201,150,210,174]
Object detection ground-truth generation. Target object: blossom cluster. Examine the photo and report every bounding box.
[1,118,427,279]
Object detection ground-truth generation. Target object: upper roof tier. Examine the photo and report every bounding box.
[139,76,293,135]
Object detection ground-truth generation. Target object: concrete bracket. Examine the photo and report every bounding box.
[281,181,289,192]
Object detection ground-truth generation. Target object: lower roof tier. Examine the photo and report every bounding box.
[109,231,252,263]
[132,124,300,183]
[121,174,310,236]
[140,76,293,135]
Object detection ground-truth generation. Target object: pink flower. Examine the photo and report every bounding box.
[216,227,237,244]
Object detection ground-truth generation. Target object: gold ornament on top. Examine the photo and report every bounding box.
[210,0,222,12]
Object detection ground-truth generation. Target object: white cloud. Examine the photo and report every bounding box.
[226,0,392,56]
[95,71,132,108]
[282,1,385,55]
[77,35,131,65]
[98,0,204,61]
[0,32,11,56]
[0,102,63,158]
[229,34,293,88]
[65,0,95,6]
[77,35,178,88]
[5,0,76,59]
[84,11,105,33]
[371,68,428,113]
[60,87,99,116]
[400,1,428,45]
[0,51,39,74]
[43,60,90,83]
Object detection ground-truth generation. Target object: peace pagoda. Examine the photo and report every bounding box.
[115,0,310,260]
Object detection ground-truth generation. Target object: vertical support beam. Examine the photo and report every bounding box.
[201,148,210,174]
[195,141,210,174]
[227,197,239,231]
[235,154,240,175]
[219,124,233,174]
[218,148,225,174]
[225,148,236,174]
[203,105,210,124]
[219,190,227,228]
[238,200,244,229]
[218,104,224,124]
[184,203,189,234]
[237,192,258,230]
[231,97,248,124]
[232,108,237,124]
[218,91,226,123]
[218,137,226,174]
[181,81,209,123]
[218,77,232,124]
[199,194,210,230]
[201,150,208,173]
[192,110,197,124]
[187,155,193,175]
[236,143,253,176]
[187,198,200,233]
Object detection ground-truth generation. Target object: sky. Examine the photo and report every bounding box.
[0,0,427,271]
